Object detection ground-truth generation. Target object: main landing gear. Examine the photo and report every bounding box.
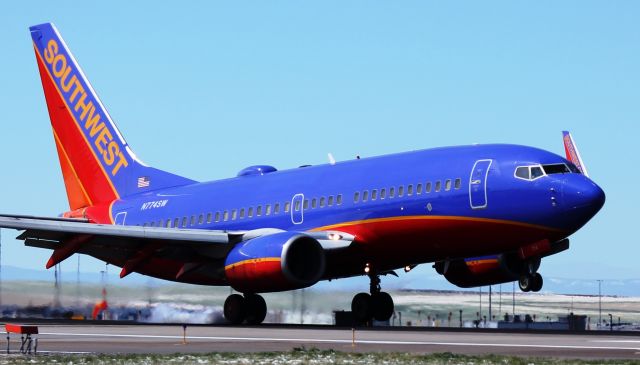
[223,293,267,325]
[351,273,395,323]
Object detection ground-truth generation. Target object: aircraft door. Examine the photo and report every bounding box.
[291,193,304,225]
[469,159,492,209]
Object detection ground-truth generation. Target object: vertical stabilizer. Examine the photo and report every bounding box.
[30,23,195,209]
[562,131,589,177]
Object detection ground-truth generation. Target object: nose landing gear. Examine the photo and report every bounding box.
[519,272,543,292]
[517,258,544,293]
[351,273,395,323]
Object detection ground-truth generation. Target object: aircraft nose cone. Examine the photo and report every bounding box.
[563,177,605,230]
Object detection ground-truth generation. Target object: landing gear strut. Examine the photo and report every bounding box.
[223,293,267,325]
[351,273,394,323]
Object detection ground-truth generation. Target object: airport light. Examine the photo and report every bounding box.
[597,280,603,328]
[364,263,371,274]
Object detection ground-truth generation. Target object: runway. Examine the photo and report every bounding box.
[13,323,640,359]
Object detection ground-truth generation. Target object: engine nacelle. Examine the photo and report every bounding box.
[224,231,326,293]
[434,254,540,288]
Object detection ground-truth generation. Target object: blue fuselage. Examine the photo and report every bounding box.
[110,144,605,280]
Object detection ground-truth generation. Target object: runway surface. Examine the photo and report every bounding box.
[11,324,639,359]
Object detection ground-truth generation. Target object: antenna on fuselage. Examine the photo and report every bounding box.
[328,153,336,165]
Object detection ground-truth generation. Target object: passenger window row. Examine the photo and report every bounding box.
[354,178,462,203]
[302,194,343,211]
[140,194,344,228]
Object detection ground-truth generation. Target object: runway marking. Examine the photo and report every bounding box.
[39,332,640,352]
[0,351,92,355]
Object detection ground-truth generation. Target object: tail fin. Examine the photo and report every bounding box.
[30,23,195,210]
[562,131,589,177]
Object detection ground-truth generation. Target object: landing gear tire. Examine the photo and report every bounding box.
[519,273,543,292]
[351,292,373,323]
[531,273,543,292]
[223,294,246,324]
[519,274,532,292]
[372,292,394,321]
[244,294,267,325]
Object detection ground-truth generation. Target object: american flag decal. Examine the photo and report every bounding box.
[137,176,150,188]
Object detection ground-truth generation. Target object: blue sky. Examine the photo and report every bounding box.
[0,2,638,293]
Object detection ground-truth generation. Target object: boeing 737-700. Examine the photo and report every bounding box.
[0,23,605,324]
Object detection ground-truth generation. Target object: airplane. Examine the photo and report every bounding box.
[0,23,605,325]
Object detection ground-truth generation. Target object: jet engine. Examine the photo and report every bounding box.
[434,239,569,289]
[434,254,539,288]
[224,231,326,293]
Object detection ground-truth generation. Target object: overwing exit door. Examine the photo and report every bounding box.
[291,193,304,224]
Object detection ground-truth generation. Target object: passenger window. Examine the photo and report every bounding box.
[215,212,220,222]
[223,211,229,221]
[531,166,544,179]
[275,203,280,214]
[328,196,334,206]
[157,220,162,227]
[362,191,369,202]
[239,208,245,219]
[190,216,195,226]
[389,187,395,198]
[445,179,452,191]
[398,186,404,197]
[285,202,291,212]
[320,197,326,207]
[354,192,360,203]
[380,188,386,199]
[371,190,377,200]
[198,214,203,224]
[182,217,187,227]
[257,206,262,216]
[207,213,212,223]
[408,185,413,196]
[417,183,422,194]
[337,194,342,205]
[515,166,530,180]
[231,210,237,220]
[174,218,179,228]
[454,178,461,189]
[312,198,317,209]
[294,200,301,211]
[435,181,441,192]
[426,182,432,193]
[304,200,309,210]
[266,205,271,215]
[248,207,253,217]
[166,219,171,228]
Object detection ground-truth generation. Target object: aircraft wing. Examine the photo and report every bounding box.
[0,214,354,278]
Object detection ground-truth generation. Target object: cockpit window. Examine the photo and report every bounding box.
[515,162,576,181]
[542,163,570,175]
[515,166,530,179]
[566,163,580,173]
[531,166,544,178]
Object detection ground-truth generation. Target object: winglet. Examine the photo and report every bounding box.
[562,131,589,177]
